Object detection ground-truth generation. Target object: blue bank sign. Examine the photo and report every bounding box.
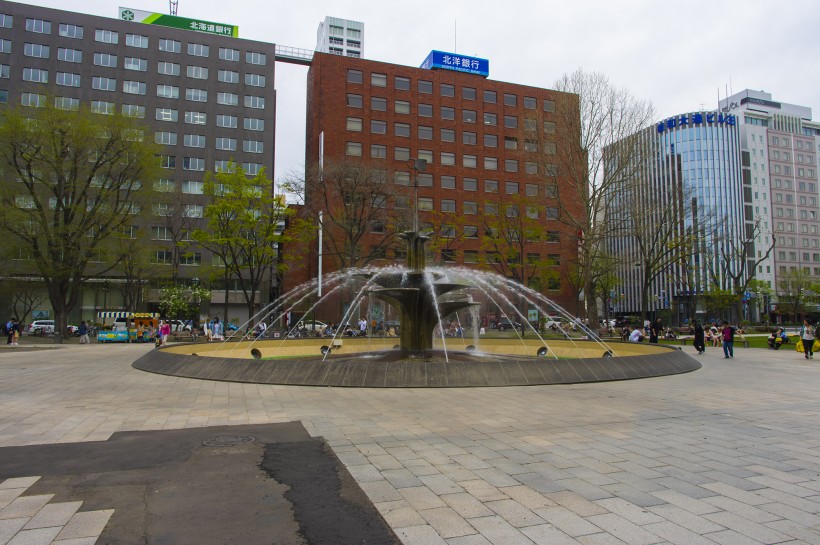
[657,112,736,133]
[421,50,489,77]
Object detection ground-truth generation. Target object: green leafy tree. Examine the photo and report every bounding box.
[0,102,159,342]
[158,284,210,320]
[193,162,292,321]
[778,268,814,321]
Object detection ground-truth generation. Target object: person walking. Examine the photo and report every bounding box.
[800,319,815,360]
[78,321,90,344]
[5,318,14,345]
[693,320,705,354]
[721,321,735,358]
[649,319,661,343]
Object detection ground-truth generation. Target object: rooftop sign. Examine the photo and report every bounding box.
[657,112,736,134]
[420,50,489,77]
[118,7,238,37]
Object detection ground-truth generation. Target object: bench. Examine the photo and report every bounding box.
[171,332,199,342]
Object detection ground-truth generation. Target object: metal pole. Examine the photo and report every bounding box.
[318,211,323,298]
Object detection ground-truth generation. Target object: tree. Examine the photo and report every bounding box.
[289,160,403,270]
[158,284,210,320]
[193,162,292,322]
[151,189,199,282]
[110,228,163,311]
[0,102,159,342]
[748,278,773,322]
[552,69,655,325]
[703,215,775,320]
[4,279,47,324]
[778,268,813,321]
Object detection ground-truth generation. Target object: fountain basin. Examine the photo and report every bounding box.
[132,340,700,388]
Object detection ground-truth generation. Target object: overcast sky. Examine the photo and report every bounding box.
[28,0,820,183]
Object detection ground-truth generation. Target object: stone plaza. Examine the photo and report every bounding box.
[1,343,820,544]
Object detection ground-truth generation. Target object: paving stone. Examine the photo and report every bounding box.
[641,521,715,545]
[585,513,661,545]
[5,526,61,545]
[0,518,28,544]
[594,497,663,525]
[444,534,492,545]
[703,510,790,544]
[23,501,82,530]
[395,524,449,545]
[533,506,600,538]
[645,503,725,534]
[467,516,533,545]
[520,524,582,545]
[419,507,475,539]
[0,496,53,521]
[54,510,113,541]
[484,499,544,528]
[0,479,39,491]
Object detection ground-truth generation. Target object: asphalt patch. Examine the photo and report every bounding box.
[0,422,398,545]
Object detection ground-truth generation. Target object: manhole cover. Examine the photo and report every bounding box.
[202,435,256,447]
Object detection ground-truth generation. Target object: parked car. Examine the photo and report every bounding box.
[496,317,522,331]
[295,320,328,332]
[66,325,79,336]
[26,320,55,336]
[544,318,566,330]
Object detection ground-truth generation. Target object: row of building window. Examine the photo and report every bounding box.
[0,15,267,63]
[345,96,556,132]
[344,142,557,174]
[154,132,263,152]
[346,69,556,112]
[156,155,264,175]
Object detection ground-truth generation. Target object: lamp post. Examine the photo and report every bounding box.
[191,277,201,326]
[410,158,427,232]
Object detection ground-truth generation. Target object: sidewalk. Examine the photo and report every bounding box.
[2,343,820,544]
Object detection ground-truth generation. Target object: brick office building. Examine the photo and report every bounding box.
[288,52,585,319]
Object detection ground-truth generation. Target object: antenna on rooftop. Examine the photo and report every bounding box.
[169,0,178,16]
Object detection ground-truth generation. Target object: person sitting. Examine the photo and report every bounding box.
[768,330,780,350]
[778,328,789,345]
[629,327,645,342]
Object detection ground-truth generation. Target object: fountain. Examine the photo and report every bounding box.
[133,231,700,387]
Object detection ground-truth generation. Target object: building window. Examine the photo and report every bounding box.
[57,48,82,63]
[184,134,206,148]
[441,199,456,213]
[157,85,179,99]
[418,150,433,164]
[463,155,477,168]
[346,69,362,83]
[26,18,51,33]
[395,76,410,90]
[91,101,114,115]
[217,115,237,128]
[94,29,118,44]
[419,103,433,117]
[124,57,147,71]
[218,69,239,83]
[123,81,146,95]
[244,118,264,131]
[505,159,519,173]
[503,93,517,107]
[0,39,9,53]
[546,231,559,242]
[54,97,79,111]
[484,134,498,147]
[184,111,206,125]
[217,92,238,106]
[58,23,83,38]
[463,87,476,100]
[92,76,117,91]
[463,110,477,123]
[371,73,387,87]
[245,73,266,87]
[347,93,363,108]
[441,175,456,189]
[23,43,49,58]
[485,180,498,193]
[505,182,518,194]
[484,157,498,170]
[525,162,538,175]
[185,88,207,101]
[441,152,456,166]
[440,83,455,97]
[484,112,497,126]
[157,155,176,169]
[346,142,362,156]
[183,157,205,171]
[370,144,387,159]
[219,47,239,61]
[155,131,177,145]
[215,137,236,151]
[543,100,555,112]
[418,197,433,211]
[463,178,477,191]
[159,39,181,53]
[93,53,117,67]
[395,123,410,137]
[418,80,433,94]
[125,34,148,48]
[544,143,557,155]
[122,104,145,118]
[441,106,455,120]
[371,97,387,111]
[442,128,456,142]
[418,173,433,187]
[55,72,80,87]
[246,51,267,65]
[244,95,265,109]
[0,64,6,78]
[394,171,410,185]
[393,100,410,114]
[184,205,203,218]
[464,201,477,214]
[504,115,518,129]
[483,90,497,103]
[244,140,264,154]
[371,120,387,134]
[419,126,433,140]
[187,43,209,57]
[158,61,180,76]
[395,148,410,161]
[153,179,175,192]
[20,93,45,107]
[186,66,208,79]
[524,96,536,109]
[505,137,518,150]
[181,181,203,194]
[346,117,362,131]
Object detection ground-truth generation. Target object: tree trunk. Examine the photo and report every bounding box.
[584,279,599,326]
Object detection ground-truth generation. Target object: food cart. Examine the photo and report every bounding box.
[96,312,159,343]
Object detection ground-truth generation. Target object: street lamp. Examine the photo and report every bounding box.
[410,158,427,233]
